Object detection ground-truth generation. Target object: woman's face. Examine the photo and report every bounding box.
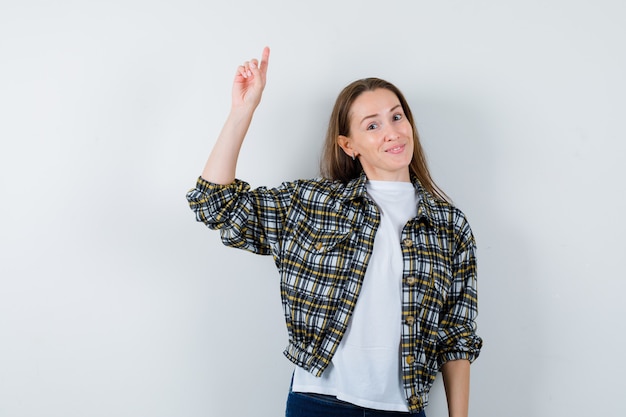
[338,88,414,182]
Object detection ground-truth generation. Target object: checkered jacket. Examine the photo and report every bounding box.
[186,172,482,413]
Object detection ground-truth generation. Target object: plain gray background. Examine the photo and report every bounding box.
[1,1,625,416]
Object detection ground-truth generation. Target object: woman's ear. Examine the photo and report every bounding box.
[337,135,353,157]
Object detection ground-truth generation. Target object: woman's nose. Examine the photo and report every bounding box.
[384,126,399,141]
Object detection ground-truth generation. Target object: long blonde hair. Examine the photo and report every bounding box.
[320,77,449,202]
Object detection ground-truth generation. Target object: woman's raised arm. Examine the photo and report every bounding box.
[201,47,270,184]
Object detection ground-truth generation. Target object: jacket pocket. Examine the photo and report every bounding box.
[290,220,352,254]
[281,220,353,297]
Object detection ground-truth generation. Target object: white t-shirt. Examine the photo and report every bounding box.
[292,180,419,412]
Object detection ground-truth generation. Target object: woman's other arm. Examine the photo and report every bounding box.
[201,47,270,185]
[442,359,470,417]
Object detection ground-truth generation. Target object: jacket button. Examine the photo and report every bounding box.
[406,354,415,365]
[409,395,420,406]
[405,276,416,286]
[402,238,413,247]
[314,242,323,251]
[405,316,415,326]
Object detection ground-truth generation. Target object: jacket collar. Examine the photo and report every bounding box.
[339,171,369,204]
[339,171,445,232]
[411,174,443,232]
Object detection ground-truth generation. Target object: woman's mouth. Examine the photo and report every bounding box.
[385,144,405,154]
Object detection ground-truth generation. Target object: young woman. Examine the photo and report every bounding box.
[187,47,482,417]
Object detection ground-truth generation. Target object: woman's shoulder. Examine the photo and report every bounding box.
[268,177,366,215]
[420,191,473,234]
[287,176,353,199]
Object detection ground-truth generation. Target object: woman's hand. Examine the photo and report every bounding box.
[231,46,270,111]
[201,47,271,184]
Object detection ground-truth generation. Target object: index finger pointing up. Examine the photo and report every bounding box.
[259,46,270,73]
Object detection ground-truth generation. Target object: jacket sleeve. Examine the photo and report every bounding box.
[186,177,294,256]
[436,211,483,368]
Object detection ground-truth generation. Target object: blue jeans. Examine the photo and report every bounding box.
[285,391,426,417]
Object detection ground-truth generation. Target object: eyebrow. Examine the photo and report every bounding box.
[360,104,402,124]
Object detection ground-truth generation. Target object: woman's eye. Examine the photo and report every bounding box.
[367,123,378,130]
[393,113,403,121]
